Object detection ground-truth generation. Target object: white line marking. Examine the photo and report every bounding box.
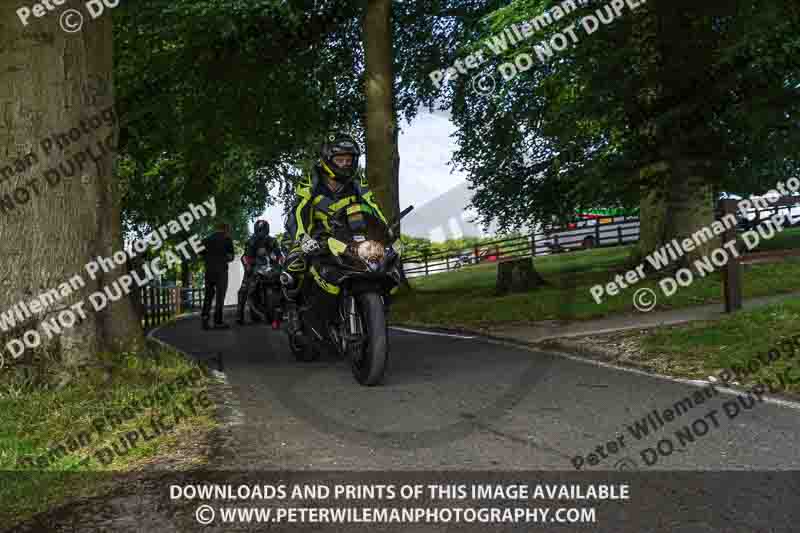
[390,326,475,339]
[391,324,800,410]
[532,345,800,411]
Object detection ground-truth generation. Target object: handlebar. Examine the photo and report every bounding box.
[388,205,415,237]
[311,202,415,238]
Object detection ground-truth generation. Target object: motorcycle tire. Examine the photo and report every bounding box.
[249,306,263,323]
[266,289,281,323]
[350,292,389,386]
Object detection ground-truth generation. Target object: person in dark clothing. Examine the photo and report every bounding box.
[236,219,284,324]
[200,222,235,330]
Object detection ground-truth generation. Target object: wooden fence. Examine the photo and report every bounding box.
[401,196,800,310]
[719,196,800,312]
[402,215,642,278]
[134,286,206,331]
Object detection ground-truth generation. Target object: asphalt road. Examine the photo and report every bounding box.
[145,319,800,533]
[154,314,800,473]
[139,314,800,532]
[12,314,800,533]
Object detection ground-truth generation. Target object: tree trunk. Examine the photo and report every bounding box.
[636,160,716,270]
[363,0,399,225]
[496,258,547,296]
[0,8,142,372]
[627,7,717,271]
[391,115,401,226]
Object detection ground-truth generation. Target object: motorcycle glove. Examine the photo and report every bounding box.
[300,235,321,255]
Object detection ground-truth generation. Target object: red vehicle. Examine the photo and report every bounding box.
[479,247,500,262]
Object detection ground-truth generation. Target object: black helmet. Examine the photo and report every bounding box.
[320,132,361,182]
[254,219,269,235]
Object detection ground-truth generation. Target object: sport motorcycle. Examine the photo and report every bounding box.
[281,202,413,386]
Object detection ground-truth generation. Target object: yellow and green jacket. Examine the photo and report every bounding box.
[284,162,387,249]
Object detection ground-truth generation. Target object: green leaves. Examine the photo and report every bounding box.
[114,0,368,255]
[444,0,800,231]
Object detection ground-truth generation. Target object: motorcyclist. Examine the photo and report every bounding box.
[282,132,388,338]
[236,219,284,325]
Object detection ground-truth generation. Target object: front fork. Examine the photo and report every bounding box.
[347,296,362,338]
[337,291,364,354]
[342,291,391,332]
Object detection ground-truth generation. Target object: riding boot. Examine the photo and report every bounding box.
[281,278,304,337]
[285,292,302,336]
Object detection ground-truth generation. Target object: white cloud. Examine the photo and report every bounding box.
[398,109,467,209]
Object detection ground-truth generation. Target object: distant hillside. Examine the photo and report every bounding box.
[401,182,498,241]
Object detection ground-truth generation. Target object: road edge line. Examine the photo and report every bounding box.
[390,322,800,411]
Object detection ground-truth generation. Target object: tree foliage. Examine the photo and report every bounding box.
[442,0,800,232]
[113,0,511,252]
[113,0,366,250]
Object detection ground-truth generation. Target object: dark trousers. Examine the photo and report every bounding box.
[237,267,253,320]
[202,269,228,324]
[301,271,339,338]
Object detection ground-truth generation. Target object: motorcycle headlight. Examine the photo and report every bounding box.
[357,240,385,264]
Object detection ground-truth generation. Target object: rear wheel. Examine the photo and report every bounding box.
[263,287,276,322]
[249,304,263,323]
[290,332,318,362]
[350,293,389,386]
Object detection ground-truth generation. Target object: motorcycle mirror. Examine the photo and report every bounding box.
[388,205,414,238]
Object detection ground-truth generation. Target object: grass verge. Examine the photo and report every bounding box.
[392,232,800,330]
[0,343,216,527]
[563,299,800,395]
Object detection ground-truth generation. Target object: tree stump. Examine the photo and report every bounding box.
[496,257,547,295]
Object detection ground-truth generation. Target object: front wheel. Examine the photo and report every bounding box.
[350,293,389,386]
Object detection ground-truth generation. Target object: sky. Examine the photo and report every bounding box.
[255,108,469,234]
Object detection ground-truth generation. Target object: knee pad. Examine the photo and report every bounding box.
[288,258,306,273]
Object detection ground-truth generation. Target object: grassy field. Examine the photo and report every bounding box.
[753,224,800,251]
[391,228,800,330]
[0,344,216,527]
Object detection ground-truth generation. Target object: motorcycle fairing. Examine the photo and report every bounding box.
[327,237,348,256]
[310,265,340,295]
